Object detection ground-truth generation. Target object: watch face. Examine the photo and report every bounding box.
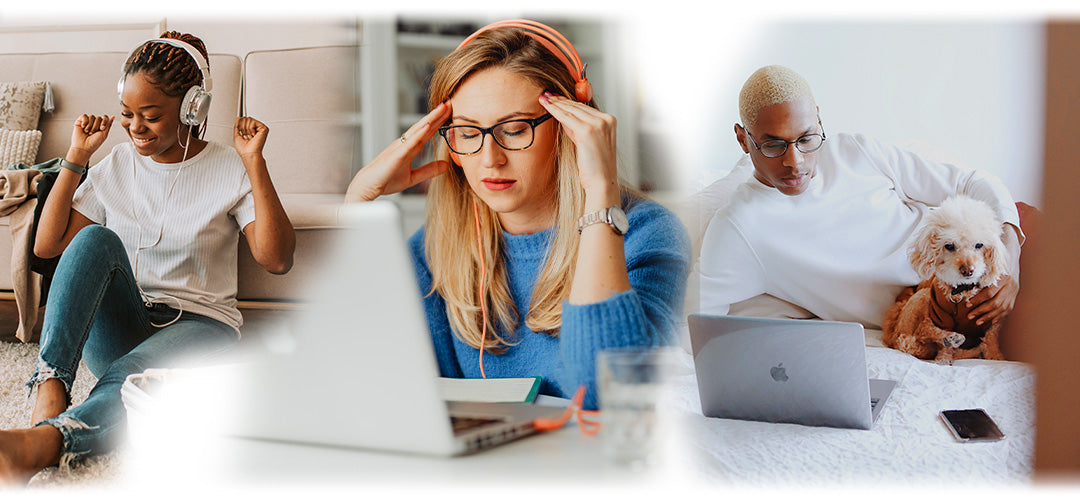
[609,206,629,235]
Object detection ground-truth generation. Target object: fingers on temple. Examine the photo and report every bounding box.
[541,93,611,136]
[402,102,451,147]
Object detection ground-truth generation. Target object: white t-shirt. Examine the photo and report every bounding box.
[72,141,257,331]
[697,133,1022,329]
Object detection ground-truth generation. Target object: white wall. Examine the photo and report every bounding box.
[635,18,1046,206]
[0,22,165,53]
[0,17,358,57]
[165,18,358,56]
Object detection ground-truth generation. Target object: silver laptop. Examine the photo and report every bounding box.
[223,201,566,455]
[687,314,896,430]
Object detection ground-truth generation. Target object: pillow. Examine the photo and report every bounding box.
[729,293,817,320]
[0,128,43,168]
[685,157,754,262]
[0,81,47,130]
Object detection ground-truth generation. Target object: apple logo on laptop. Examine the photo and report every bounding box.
[770,363,789,382]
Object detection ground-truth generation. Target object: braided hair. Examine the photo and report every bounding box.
[122,31,209,134]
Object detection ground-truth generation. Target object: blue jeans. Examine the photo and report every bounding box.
[28,225,238,467]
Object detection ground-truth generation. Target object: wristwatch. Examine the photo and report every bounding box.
[577,205,629,235]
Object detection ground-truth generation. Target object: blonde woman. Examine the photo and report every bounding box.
[346,21,689,409]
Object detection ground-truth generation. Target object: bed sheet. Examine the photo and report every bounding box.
[667,329,1035,486]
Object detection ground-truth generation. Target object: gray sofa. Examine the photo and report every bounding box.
[0,46,358,331]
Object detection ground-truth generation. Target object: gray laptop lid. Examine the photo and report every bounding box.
[230,202,459,454]
[687,314,885,430]
[229,202,561,455]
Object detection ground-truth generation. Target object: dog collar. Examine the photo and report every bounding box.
[951,283,980,296]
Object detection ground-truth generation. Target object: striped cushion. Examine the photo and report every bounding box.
[0,128,42,168]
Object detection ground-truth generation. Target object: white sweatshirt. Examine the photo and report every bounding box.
[697,133,1021,329]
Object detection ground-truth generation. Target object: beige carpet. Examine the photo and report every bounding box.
[0,301,292,489]
[0,340,126,488]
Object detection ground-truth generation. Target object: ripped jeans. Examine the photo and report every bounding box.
[28,225,238,467]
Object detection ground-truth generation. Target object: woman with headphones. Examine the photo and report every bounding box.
[0,31,294,484]
[346,20,690,410]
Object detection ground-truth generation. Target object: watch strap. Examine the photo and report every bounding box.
[59,158,87,175]
[577,207,609,234]
[579,206,628,235]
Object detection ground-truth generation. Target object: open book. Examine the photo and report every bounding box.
[436,376,542,404]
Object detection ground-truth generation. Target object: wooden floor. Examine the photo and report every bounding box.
[0,299,297,344]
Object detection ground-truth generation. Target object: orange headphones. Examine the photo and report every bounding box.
[457,19,593,103]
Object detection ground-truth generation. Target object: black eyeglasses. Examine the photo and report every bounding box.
[438,113,553,155]
[744,124,827,158]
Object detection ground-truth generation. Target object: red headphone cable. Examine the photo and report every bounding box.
[472,197,488,379]
[533,385,601,435]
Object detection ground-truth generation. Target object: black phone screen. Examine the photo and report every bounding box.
[940,409,1006,442]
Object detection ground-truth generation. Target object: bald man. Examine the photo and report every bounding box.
[697,65,1023,332]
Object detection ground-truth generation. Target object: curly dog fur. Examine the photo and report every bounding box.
[882,196,1007,364]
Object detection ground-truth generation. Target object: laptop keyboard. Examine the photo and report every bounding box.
[870,397,880,410]
[450,416,504,435]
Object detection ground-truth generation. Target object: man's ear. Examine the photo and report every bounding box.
[735,123,750,154]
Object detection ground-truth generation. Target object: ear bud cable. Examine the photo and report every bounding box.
[130,123,194,328]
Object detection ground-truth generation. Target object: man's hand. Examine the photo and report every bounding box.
[967,223,1022,326]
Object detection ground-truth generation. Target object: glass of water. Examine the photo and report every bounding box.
[597,346,679,469]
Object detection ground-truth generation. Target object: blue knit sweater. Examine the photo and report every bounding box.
[408,198,690,409]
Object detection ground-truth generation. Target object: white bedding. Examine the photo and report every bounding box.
[667,329,1035,486]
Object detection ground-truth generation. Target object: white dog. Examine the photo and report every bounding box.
[882,195,1008,363]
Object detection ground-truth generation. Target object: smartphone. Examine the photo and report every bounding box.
[940,409,1005,442]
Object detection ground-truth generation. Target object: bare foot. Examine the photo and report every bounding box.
[30,378,69,426]
[0,426,63,488]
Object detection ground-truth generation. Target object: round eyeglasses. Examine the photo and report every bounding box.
[744,126,827,158]
[438,113,553,155]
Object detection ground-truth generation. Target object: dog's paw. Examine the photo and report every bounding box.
[943,332,966,348]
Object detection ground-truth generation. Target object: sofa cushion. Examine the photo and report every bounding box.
[200,54,244,146]
[236,193,345,301]
[277,193,347,229]
[0,81,46,130]
[0,129,42,168]
[243,46,359,195]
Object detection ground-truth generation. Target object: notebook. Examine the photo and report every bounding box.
[216,201,566,455]
[687,314,896,430]
[437,376,542,403]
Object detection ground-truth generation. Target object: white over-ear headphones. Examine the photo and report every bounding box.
[118,38,214,128]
